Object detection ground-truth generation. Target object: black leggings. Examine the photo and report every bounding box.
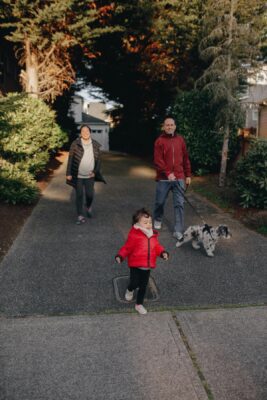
[128,268,150,305]
[76,178,94,216]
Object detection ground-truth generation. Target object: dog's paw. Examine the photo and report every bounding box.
[206,252,214,257]
[176,241,183,247]
[192,241,200,250]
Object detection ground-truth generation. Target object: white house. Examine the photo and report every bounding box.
[69,95,110,151]
[81,112,109,151]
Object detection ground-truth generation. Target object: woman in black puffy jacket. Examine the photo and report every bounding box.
[66,124,106,224]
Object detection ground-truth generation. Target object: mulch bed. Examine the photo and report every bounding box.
[192,174,267,235]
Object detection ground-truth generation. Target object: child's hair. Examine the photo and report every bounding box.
[132,208,151,225]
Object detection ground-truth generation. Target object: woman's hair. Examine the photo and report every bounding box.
[132,208,151,225]
[80,124,92,133]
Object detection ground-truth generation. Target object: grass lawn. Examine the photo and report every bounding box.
[191,174,267,237]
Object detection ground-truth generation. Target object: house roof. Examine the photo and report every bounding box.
[81,112,109,125]
[86,102,109,121]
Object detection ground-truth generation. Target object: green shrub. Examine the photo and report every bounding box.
[171,90,240,173]
[0,159,39,204]
[234,139,267,209]
[0,93,68,175]
[0,93,67,204]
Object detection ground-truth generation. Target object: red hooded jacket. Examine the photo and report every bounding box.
[154,133,191,181]
[117,227,165,268]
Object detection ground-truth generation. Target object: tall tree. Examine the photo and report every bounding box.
[0,0,115,102]
[80,0,204,153]
[260,3,267,58]
[197,0,266,186]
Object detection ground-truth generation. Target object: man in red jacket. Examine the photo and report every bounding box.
[153,117,191,240]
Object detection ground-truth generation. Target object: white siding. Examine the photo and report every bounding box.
[87,123,109,151]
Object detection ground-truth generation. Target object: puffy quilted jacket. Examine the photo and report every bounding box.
[117,227,165,268]
[66,137,106,188]
[154,133,191,181]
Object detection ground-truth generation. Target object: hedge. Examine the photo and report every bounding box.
[0,93,68,204]
[234,139,267,209]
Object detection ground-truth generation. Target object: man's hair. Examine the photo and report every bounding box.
[80,124,92,133]
[163,115,176,123]
[132,208,151,225]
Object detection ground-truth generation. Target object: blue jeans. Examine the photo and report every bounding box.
[153,180,185,234]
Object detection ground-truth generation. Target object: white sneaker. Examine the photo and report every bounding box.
[125,289,134,301]
[173,232,183,241]
[154,220,162,230]
[135,304,147,315]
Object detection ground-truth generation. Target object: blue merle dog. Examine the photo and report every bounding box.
[175,224,231,257]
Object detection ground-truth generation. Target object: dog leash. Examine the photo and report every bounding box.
[177,182,214,240]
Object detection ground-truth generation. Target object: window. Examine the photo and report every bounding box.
[252,110,258,121]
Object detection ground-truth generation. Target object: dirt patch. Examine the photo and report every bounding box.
[0,151,67,263]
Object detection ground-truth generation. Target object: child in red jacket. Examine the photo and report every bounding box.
[115,208,169,315]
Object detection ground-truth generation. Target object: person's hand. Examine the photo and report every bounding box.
[89,172,95,178]
[185,177,191,186]
[162,252,169,260]
[66,175,72,181]
[115,256,122,264]
[167,173,176,181]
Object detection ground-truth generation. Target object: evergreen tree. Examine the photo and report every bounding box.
[197,0,266,186]
[83,0,203,153]
[0,0,115,102]
[260,4,267,59]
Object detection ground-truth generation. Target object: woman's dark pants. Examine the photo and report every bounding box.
[76,178,94,216]
[128,268,151,305]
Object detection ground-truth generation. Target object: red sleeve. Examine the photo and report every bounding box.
[117,230,135,260]
[154,138,171,178]
[155,241,165,257]
[182,138,191,177]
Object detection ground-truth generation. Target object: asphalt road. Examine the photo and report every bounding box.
[0,153,266,316]
[0,152,266,400]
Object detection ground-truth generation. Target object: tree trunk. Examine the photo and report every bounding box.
[24,38,39,98]
[219,0,236,187]
[219,124,230,187]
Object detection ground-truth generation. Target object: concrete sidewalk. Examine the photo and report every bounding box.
[0,153,266,399]
[0,313,208,400]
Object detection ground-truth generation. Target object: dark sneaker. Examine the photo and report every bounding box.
[86,208,92,218]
